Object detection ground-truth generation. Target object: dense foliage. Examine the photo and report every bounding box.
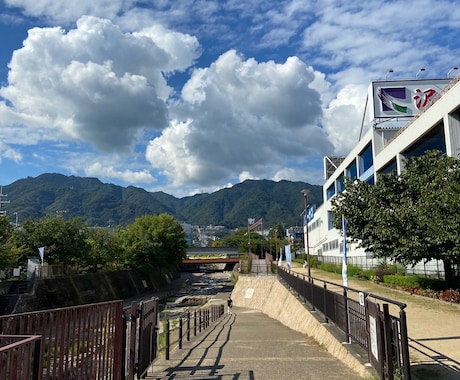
[213,224,289,258]
[2,174,322,228]
[0,213,188,276]
[120,214,188,273]
[331,151,460,286]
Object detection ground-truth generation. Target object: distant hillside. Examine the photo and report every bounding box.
[2,173,323,228]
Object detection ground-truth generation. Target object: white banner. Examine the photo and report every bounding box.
[285,244,291,270]
[38,247,45,263]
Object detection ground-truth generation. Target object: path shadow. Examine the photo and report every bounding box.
[409,336,460,379]
[163,313,239,379]
[411,363,460,380]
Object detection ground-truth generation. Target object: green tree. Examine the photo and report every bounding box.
[120,214,187,273]
[0,216,22,270]
[331,151,460,285]
[85,228,126,272]
[14,216,89,270]
[213,229,248,250]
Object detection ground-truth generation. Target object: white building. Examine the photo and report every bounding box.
[308,76,460,276]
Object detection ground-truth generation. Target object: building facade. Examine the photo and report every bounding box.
[308,76,460,276]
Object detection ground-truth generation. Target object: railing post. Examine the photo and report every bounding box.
[32,337,43,380]
[311,278,316,311]
[166,319,170,360]
[343,288,350,343]
[187,310,191,341]
[199,309,202,333]
[323,283,328,323]
[399,307,411,380]
[179,317,183,349]
[194,310,197,336]
[383,304,394,380]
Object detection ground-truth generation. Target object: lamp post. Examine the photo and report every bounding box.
[301,189,311,281]
[447,66,458,78]
[416,67,425,79]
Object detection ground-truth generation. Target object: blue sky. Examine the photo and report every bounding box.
[0,1,459,197]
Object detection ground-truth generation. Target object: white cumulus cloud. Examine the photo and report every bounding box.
[146,50,333,188]
[0,15,201,153]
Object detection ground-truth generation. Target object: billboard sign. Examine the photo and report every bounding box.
[369,79,450,120]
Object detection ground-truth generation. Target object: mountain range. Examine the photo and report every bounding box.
[1,173,323,229]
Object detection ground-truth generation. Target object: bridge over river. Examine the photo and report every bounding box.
[182,247,242,269]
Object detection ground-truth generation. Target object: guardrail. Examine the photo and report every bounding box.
[159,304,225,360]
[0,334,43,380]
[278,267,410,380]
[0,301,124,379]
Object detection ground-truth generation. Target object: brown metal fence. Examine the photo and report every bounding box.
[278,267,411,380]
[0,301,124,379]
[0,297,225,380]
[0,335,43,380]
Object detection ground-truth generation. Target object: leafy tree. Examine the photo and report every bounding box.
[213,229,247,249]
[0,216,22,270]
[85,228,125,272]
[14,216,89,270]
[331,151,460,286]
[120,214,187,273]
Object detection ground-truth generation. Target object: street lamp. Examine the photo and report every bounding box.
[447,66,458,78]
[301,189,311,281]
[416,67,425,79]
[385,69,394,80]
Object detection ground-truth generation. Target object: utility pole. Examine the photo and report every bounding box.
[301,189,311,281]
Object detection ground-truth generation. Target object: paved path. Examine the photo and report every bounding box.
[146,296,364,380]
[291,265,460,380]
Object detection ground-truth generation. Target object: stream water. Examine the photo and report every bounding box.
[159,270,234,318]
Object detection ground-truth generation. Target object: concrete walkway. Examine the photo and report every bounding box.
[147,296,365,380]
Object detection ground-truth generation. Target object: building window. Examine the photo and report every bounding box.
[403,123,446,158]
[358,143,373,175]
[378,159,397,177]
[327,211,335,230]
[326,183,335,200]
[346,160,358,180]
[337,175,345,192]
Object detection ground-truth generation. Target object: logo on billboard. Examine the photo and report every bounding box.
[378,87,437,115]
[369,79,450,120]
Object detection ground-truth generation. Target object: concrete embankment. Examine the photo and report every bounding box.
[231,275,373,379]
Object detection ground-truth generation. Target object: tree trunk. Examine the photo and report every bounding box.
[443,258,454,287]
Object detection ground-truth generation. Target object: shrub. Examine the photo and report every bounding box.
[383,275,420,288]
[347,264,362,278]
[362,269,376,280]
[439,289,460,303]
[319,262,341,274]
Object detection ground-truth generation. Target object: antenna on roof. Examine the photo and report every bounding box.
[358,95,369,141]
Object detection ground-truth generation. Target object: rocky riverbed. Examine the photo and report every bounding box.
[159,271,234,318]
